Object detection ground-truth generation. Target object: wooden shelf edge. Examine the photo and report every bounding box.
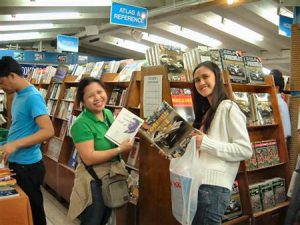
[247,162,287,173]
[59,163,75,173]
[253,201,289,218]
[106,105,124,109]
[247,123,278,130]
[223,215,250,225]
[44,153,59,162]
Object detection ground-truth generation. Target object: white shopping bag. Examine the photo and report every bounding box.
[169,136,201,225]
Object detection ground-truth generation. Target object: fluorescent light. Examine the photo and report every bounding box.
[263,67,270,75]
[194,12,264,44]
[167,24,222,47]
[121,40,149,53]
[12,12,80,21]
[33,0,111,6]
[141,32,188,51]
[0,32,39,41]
[245,4,279,26]
[0,23,54,31]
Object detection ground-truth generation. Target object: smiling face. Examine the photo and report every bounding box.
[82,82,107,114]
[194,66,216,102]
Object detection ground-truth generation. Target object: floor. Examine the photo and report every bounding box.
[42,186,80,225]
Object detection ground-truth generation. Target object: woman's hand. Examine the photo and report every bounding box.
[195,134,203,151]
[119,139,134,153]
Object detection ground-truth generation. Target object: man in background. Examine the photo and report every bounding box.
[270,69,291,140]
[0,56,54,225]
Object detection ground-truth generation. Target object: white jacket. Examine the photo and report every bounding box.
[199,100,252,190]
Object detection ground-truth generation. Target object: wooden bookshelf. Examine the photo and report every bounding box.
[138,66,291,225]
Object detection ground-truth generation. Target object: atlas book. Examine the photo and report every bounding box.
[105,108,144,146]
[220,49,247,84]
[140,101,195,159]
[243,56,264,84]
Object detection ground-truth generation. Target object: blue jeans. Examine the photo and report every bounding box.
[192,184,231,225]
[80,180,112,225]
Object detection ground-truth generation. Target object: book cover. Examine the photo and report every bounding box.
[68,148,78,169]
[0,186,19,199]
[156,44,185,82]
[46,137,63,162]
[243,56,264,84]
[270,177,286,204]
[105,108,144,146]
[220,49,247,84]
[140,101,195,158]
[245,142,258,171]
[253,93,274,125]
[259,181,276,210]
[59,121,68,139]
[249,183,263,212]
[233,92,253,126]
[199,49,223,71]
[255,141,273,168]
[127,140,140,168]
[223,180,243,221]
[53,65,68,82]
[170,88,195,124]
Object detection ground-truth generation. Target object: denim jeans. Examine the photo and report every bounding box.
[192,184,231,225]
[80,180,112,225]
[9,160,46,225]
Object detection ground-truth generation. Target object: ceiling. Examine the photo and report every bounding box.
[0,0,293,75]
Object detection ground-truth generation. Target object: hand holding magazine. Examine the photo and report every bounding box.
[105,108,144,146]
[140,101,201,159]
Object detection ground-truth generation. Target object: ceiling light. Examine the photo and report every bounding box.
[0,23,54,31]
[12,12,80,21]
[245,4,279,26]
[121,40,149,53]
[194,12,264,44]
[33,0,111,6]
[141,32,188,51]
[0,32,39,42]
[166,24,222,47]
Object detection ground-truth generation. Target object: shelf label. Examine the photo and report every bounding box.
[110,2,148,29]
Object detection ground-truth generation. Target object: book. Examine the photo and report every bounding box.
[46,137,63,162]
[223,180,243,221]
[140,101,195,158]
[243,56,264,84]
[59,121,68,139]
[105,108,144,146]
[259,181,276,210]
[170,88,195,124]
[270,177,286,204]
[249,183,263,212]
[127,140,140,168]
[0,177,17,186]
[245,142,258,171]
[128,170,139,205]
[252,93,274,125]
[68,148,78,169]
[53,65,68,82]
[0,186,19,199]
[220,49,247,84]
[233,92,253,126]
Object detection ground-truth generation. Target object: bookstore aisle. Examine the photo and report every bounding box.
[41,187,79,225]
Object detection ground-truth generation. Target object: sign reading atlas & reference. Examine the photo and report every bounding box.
[110,2,148,29]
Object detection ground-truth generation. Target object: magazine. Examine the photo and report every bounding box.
[105,108,144,146]
[140,101,196,158]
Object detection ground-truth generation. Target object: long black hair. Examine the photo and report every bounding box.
[192,61,228,132]
[76,77,105,104]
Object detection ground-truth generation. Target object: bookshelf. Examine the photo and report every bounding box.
[138,65,291,225]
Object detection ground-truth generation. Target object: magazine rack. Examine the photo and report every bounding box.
[138,65,291,225]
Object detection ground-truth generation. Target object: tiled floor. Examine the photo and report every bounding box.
[42,187,80,225]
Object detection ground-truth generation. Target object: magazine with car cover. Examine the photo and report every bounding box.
[252,93,274,125]
[220,49,247,84]
[140,101,196,159]
[243,56,264,84]
[105,108,144,146]
[155,44,186,81]
[232,92,253,126]
[199,49,223,71]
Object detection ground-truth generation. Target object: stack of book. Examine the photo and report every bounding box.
[246,139,280,170]
[249,177,286,212]
[0,168,19,199]
[233,92,274,126]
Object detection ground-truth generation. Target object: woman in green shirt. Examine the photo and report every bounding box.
[68,77,133,225]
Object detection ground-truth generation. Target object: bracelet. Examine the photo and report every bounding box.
[116,147,122,154]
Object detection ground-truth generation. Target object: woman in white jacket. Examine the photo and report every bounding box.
[192,61,253,225]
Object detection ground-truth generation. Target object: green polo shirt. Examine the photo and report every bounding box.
[71,108,116,152]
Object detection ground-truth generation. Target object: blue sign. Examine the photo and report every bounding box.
[279,15,293,37]
[110,2,148,29]
[57,34,79,52]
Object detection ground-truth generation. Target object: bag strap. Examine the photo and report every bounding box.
[82,162,102,186]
